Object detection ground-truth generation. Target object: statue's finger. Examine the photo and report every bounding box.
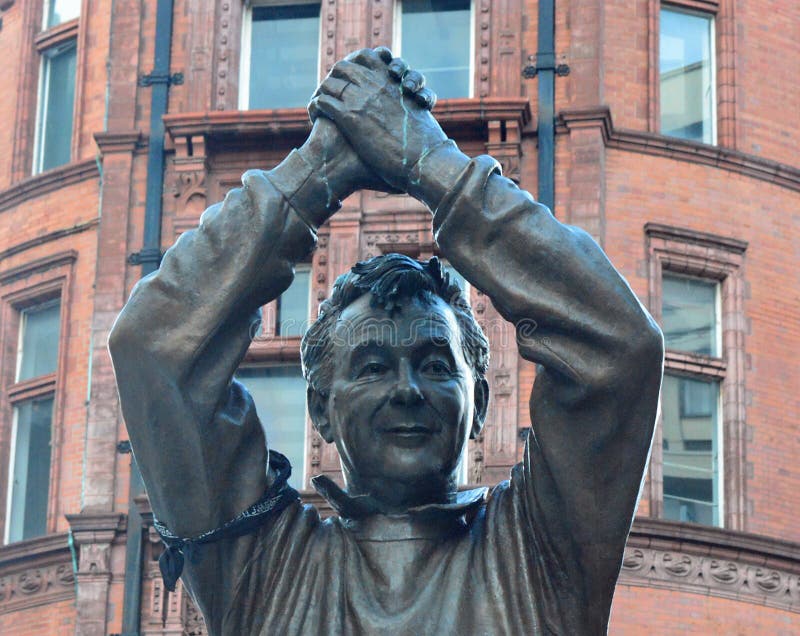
[414,87,437,111]
[374,47,393,65]
[316,77,351,100]
[308,98,324,123]
[401,70,425,94]
[388,58,409,82]
[309,95,341,122]
[329,60,364,85]
[347,48,388,71]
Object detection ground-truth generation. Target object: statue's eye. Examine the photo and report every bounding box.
[358,362,386,378]
[423,360,452,376]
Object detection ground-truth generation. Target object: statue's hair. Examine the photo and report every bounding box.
[301,254,489,396]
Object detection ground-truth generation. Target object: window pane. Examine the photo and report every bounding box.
[248,4,321,109]
[38,42,77,172]
[46,0,81,28]
[661,374,719,526]
[662,275,718,356]
[236,366,307,489]
[17,301,61,382]
[7,396,54,542]
[401,0,471,99]
[277,268,310,337]
[660,8,714,143]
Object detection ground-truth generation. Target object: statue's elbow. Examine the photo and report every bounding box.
[624,315,665,379]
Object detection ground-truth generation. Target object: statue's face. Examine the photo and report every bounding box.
[324,293,478,501]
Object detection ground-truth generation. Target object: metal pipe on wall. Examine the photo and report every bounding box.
[537,0,556,213]
[121,0,176,632]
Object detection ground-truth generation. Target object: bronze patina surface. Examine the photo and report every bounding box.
[109,49,664,635]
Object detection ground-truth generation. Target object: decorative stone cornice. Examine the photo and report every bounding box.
[0,159,99,213]
[0,533,74,614]
[558,107,800,193]
[163,98,532,142]
[645,222,749,254]
[93,130,144,155]
[0,250,77,284]
[624,517,800,612]
[65,512,126,546]
[0,221,97,264]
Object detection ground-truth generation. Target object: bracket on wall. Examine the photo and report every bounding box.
[138,71,184,87]
[522,53,570,79]
[127,248,163,267]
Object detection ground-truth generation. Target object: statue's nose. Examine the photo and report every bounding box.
[390,360,424,405]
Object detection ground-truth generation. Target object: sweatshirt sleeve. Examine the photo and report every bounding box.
[432,155,664,633]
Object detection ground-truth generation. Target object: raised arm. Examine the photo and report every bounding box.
[108,118,386,628]
[428,156,663,631]
[314,49,664,633]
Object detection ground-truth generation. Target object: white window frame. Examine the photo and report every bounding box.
[393,0,476,99]
[239,0,323,111]
[42,0,81,30]
[5,298,61,544]
[14,298,61,382]
[32,39,77,175]
[4,406,22,545]
[659,4,717,145]
[238,363,309,489]
[661,273,724,526]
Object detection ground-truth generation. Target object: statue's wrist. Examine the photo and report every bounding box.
[406,140,471,212]
[267,147,343,230]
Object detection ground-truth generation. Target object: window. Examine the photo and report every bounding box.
[396,0,473,99]
[236,366,307,490]
[241,267,312,488]
[276,267,311,337]
[240,2,321,110]
[44,0,81,29]
[659,6,715,144]
[646,224,748,530]
[33,39,77,173]
[5,300,60,543]
[661,275,721,526]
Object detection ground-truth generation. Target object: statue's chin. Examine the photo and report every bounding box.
[342,465,459,507]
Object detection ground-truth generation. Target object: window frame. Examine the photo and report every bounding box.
[238,0,323,111]
[12,2,84,180]
[235,362,309,491]
[243,264,313,488]
[646,223,748,530]
[658,3,717,145]
[393,0,477,100]
[660,274,724,526]
[0,253,75,544]
[42,0,81,30]
[32,36,78,175]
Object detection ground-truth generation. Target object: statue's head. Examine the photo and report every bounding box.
[301,254,490,509]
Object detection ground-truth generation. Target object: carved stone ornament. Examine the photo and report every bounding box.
[619,545,800,612]
[0,562,75,614]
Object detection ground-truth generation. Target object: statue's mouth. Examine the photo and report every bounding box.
[383,424,435,437]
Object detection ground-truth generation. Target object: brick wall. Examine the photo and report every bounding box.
[0,0,796,633]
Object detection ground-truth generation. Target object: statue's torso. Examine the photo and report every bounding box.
[223,481,548,636]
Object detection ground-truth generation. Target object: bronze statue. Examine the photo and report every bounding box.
[109,48,664,635]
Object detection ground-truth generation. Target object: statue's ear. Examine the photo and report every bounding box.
[308,386,333,443]
[470,377,489,440]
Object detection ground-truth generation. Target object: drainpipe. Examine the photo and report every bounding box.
[522,0,569,214]
[537,0,556,212]
[121,0,181,633]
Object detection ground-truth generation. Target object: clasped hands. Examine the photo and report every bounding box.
[301,47,447,220]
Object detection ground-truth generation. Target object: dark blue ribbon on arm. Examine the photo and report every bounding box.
[153,450,299,592]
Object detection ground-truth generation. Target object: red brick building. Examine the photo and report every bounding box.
[0,0,797,634]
